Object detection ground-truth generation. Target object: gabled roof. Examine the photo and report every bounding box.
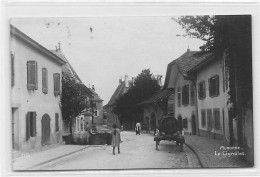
[90,89,103,102]
[51,49,94,96]
[163,50,213,89]
[106,82,126,106]
[51,49,82,83]
[10,25,66,65]
[138,88,175,106]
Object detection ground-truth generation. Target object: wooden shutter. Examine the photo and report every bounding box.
[42,68,48,93]
[53,73,61,96]
[32,112,37,136]
[26,112,30,141]
[203,81,206,98]
[55,113,59,132]
[216,76,219,95]
[27,61,38,90]
[11,53,15,86]
[187,85,189,104]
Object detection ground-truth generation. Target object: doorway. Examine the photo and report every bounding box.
[42,114,51,146]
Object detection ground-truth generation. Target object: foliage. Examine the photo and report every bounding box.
[61,71,92,124]
[175,15,252,112]
[112,69,160,124]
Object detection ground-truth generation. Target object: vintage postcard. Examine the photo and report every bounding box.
[10,15,253,171]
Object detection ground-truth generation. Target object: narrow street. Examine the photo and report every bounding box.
[33,131,193,170]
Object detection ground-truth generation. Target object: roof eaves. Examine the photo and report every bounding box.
[10,25,66,65]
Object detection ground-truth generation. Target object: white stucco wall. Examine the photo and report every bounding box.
[168,64,196,134]
[11,36,63,151]
[196,59,231,140]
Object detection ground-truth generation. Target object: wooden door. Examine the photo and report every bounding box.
[42,114,51,146]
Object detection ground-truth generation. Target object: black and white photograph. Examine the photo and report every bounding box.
[9,15,253,171]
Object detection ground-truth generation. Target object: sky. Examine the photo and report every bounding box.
[11,17,205,105]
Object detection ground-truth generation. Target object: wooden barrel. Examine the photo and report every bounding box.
[160,116,178,135]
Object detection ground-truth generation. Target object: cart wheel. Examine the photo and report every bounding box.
[180,142,183,152]
[156,140,159,150]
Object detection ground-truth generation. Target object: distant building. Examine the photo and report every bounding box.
[104,74,132,127]
[89,85,104,125]
[10,25,66,151]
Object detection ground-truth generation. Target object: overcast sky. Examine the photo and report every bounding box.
[11,17,205,105]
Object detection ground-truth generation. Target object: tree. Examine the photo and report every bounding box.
[61,71,92,133]
[112,69,160,126]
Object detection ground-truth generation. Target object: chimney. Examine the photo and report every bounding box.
[124,74,129,87]
[92,85,95,91]
[119,78,122,84]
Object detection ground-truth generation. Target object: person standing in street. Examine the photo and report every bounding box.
[135,122,141,135]
[111,124,121,155]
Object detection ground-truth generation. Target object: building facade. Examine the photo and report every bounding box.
[188,55,231,140]
[11,25,66,151]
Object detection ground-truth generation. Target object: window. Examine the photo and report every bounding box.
[198,81,206,99]
[209,75,219,97]
[177,87,181,107]
[182,84,189,105]
[190,84,195,106]
[183,118,188,129]
[94,110,99,117]
[27,61,38,90]
[26,112,37,141]
[207,109,213,131]
[76,116,84,132]
[55,113,59,132]
[201,109,206,128]
[11,53,15,86]
[214,108,221,130]
[53,73,61,96]
[42,68,48,94]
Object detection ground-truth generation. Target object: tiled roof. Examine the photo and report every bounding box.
[174,51,212,76]
[163,50,213,89]
[138,88,174,105]
[106,82,127,106]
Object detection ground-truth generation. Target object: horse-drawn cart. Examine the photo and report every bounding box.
[154,115,185,152]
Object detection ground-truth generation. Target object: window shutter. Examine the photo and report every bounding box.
[11,53,15,86]
[55,113,59,132]
[26,113,30,141]
[53,73,61,96]
[32,112,37,136]
[187,85,189,104]
[42,68,48,93]
[27,61,38,90]
[216,76,219,95]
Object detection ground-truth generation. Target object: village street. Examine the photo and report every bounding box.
[25,131,196,170]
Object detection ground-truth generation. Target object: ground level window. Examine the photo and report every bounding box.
[183,118,188,129]
[26,112,37,141]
